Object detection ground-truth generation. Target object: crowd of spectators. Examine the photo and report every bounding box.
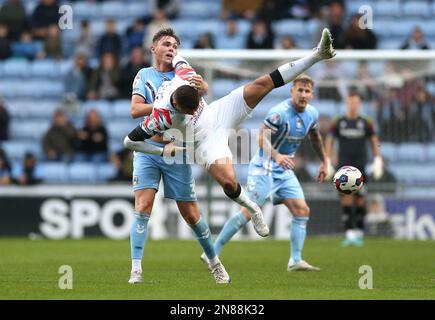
[0,0,434,185]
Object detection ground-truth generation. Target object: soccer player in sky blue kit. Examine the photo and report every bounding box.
[128,28,231,284]
[202,75,330,272]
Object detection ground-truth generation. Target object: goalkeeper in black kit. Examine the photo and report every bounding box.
[325,92,383,247]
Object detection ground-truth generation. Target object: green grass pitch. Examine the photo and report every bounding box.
[1,237,434,300]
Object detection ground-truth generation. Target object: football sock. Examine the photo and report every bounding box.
[130,212,150,271]
[190,217,217,262]
[214,211,248,256]
[342,205,354,231]
[355,206,367,231]
[270,52,320,88]
[225,184,258,215]
[290,216,309,263]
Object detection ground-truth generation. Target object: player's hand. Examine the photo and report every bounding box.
[372,156,384,180]
[188,75,208,94]
[274,154,295,170]
[163,141,185,157]
[317,161,329,183]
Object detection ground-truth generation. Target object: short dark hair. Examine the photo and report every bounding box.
[348,90,362,99]
[152,28,181,45]
[173,85,200,114]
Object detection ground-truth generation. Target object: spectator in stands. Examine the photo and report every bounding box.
[126,19,146,51]
[110,148,133,182]
[0,0,27,41]
[401,27,430,50]
[377,87,401,142]
[97,19,122,58]
[42,110,78,162]
[143,9,171,50]
[31,0,60,40]
[246,20,274,49]
[409,88,432,143]
[216,19,245,49]
[0,148,12,185]
[14,152,42,185]
[0,25,12,60]
[119,47,150,99]
[341,14,377,50]
[194,32,215,49]
[12,31,42,60]
[64,51,93,101]
[76,109,108,163]
[279,35,297,49]
[75,20,94,58]
[88,52,120,101]
[0,98,10,141]
[322,1,345,49]
[41,24,63,59]
[221,0,263,20]
[256,0,296,22]
[149,0,179,20]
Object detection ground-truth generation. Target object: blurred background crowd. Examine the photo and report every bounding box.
[0,0,434,188]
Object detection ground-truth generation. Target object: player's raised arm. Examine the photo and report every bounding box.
[123,108,181,156]
[172,56,208,96]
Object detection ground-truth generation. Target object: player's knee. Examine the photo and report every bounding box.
[136,199,153,213]
[219,177,238,194]
[293,204,310,217]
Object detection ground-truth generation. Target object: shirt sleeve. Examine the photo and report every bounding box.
[263,110,282,132]
[309,108,320,131]
[140,108,174,137]
[132,70,153,103]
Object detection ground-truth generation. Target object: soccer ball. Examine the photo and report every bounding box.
[333,166,364,194]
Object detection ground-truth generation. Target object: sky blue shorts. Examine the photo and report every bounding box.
[246,166,305,205]
[132,140,197,201]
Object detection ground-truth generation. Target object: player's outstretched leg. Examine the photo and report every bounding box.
[128,211,150,284]
[243,28,336,108]
[208,163,269,237]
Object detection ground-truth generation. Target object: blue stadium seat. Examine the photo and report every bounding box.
[68,162,98,183]
[10,119,50,140]
[7,99,59,118]
[112,100,131,118]
[212,79,239,99]
[97,163,117,181]
[402,1,431,17]
[379,142,397,163]
[127,2,148,18]
[346,1,369,15]
[72,1,99,19]
[420,20,435,36]
[30,60,58,78]
[80,100,113,121]
[376,1,401,17]
[178,1,221,19]
[396,143,427,162]
[100,1,128,19]
[0,140,42,161]
[273,19,305,38]
[41,81,65,98]
[37,162,68,183]
[109,138,123,154]
[427,144,435,161]
[107,120,138,140]
[2,59,30,77]
[313,100,338,117]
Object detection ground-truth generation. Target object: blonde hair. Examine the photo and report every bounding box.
[293,74,314,88]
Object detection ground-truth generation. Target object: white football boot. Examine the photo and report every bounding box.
[211,261,231,284]
[287,260,321,272]
[128,270,143,284]
[314,28,336,60]
[200,253,213,272]
[249,203,269,237]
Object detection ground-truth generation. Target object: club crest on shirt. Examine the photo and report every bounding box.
[133,175,139,185]
[296,118,303,131]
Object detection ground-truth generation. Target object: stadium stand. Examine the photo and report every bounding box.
[0,0,434,189]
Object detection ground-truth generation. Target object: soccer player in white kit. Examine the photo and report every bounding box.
[124,28,336,239]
